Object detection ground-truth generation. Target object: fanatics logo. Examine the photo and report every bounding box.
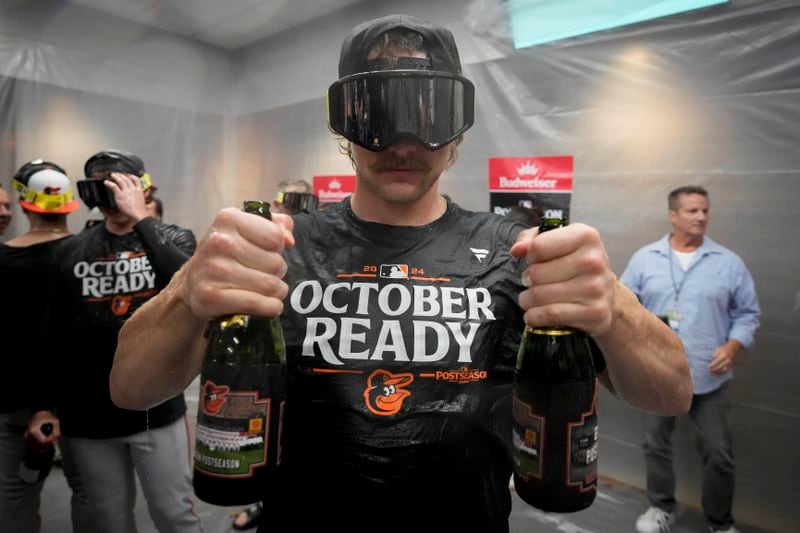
[470,248,489,262]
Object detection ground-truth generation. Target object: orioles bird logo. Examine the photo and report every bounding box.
[111,295,132,316]
[202,381,230,415]
[363,369,414,416]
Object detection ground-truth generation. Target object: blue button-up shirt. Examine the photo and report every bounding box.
[620,235,760,394]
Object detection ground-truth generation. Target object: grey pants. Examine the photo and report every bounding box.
[65,416,202,533]
[0,409,94,533]
[642,382,735,531]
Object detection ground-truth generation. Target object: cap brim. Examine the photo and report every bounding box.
[19,199,80,214]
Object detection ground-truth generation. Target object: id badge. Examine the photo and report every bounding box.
[665,308,682,331]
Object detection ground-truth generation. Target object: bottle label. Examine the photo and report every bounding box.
[567,380,598,491]
[512,396,545,479]
[512,378,598,489]
[194,373,284,478]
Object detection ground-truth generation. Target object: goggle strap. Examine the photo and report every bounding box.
[12,178,75,210]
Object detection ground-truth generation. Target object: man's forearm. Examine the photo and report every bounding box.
[111,271,207,410]
[594,281,692,415]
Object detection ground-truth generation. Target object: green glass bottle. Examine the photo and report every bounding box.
[512,217,599,513]
[192,200,287,506]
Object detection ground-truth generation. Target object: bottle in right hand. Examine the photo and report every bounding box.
[512,217,599,513]
[192,200,288,506]
[19,422,55,484]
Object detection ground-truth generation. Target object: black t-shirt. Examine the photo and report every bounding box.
[261,198,528,532]
[42,218,196,438]
[0,237,72,414]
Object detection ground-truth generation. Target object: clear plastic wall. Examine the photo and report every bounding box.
[1,0,798,529]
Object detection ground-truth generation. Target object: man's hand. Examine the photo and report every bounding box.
[709,339,743,374]
[26,410,60,446]
[174,207,295,321]
[105,172,149,221]
[510,223,616,336]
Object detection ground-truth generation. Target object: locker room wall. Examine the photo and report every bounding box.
[1,0,797,530]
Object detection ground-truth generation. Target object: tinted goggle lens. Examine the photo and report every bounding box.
[327,70,475,152]
[278,192,319,213]
[77,179,116,209]
[77,173,152,209]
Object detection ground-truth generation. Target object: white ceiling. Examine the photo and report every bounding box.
[66,0,365,50]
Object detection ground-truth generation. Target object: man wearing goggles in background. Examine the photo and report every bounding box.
[35,149,202,532]
[111,14,691,532]
[77,149,156,212]
[273,179,319,215]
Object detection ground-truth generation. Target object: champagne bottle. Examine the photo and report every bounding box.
[512,217,599,513]
[19,422,54,484]
[193,200,287,506]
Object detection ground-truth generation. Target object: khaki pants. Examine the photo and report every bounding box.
[65,416,202,533]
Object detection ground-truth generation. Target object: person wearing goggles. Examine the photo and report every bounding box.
[0,159,97,533]
[273,179,319,215]
[77,149,155,214]
[111,14,690,533]
[31,149,201,533]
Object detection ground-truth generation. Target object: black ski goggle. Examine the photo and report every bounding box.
[76,173,152,209]
[327,70,475,152]
[277,192,319,213]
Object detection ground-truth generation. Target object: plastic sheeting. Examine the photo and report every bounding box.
[1,0,798,529]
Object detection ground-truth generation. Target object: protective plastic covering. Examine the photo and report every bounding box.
[0,0,798,530]
[454,3,800,530]
[0,0,236,236]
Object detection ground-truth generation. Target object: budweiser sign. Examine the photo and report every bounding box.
[489,156,573,192]
[313,175,356,202]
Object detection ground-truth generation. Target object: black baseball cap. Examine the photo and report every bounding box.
[84,149,145,178]
[338,14,463,77]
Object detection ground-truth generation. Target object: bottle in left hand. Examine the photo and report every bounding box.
[19,422,55,484]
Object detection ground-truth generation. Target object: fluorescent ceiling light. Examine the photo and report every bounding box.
[509,0,729,49]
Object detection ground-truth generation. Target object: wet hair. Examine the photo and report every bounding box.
[277,179,313,194]
[668,185,708,211]
[366,28,426,64]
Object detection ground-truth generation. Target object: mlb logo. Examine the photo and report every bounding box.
[380,264,408,279]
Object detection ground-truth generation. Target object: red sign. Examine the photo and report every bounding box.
[488,156,573,192]
[313,175,356,202]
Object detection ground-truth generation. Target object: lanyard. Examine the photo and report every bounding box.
[667,237,704,303]
[668,244,685,304]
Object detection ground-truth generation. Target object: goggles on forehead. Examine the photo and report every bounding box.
[327,70,475,152]
[76,173,152,209]
[276,191,319,214]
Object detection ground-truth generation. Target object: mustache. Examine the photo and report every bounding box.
[369,155,430,172]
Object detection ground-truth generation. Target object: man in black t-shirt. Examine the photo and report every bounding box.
[43,149,201,533]
[0,160,93,533]
[111,15,692,533]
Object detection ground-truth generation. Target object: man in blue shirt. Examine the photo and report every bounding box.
[621,185,760,533]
